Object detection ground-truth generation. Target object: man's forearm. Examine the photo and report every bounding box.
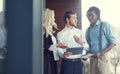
[101,43,116,55]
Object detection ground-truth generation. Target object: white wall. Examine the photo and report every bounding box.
[0,0,3,12]
[82,0,120,33]
[0,0,5,25]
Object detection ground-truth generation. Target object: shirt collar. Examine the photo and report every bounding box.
[89,20,101,28]
[96,20,101,26]
[64,26,75,30]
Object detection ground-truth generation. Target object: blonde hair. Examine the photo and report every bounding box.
[43,8,58,38]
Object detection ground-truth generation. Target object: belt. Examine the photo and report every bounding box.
[62,58,81,62]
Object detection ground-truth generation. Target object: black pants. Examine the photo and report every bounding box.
[60,59,83,74]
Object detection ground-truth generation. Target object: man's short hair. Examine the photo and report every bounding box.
[87,6,101,19]
[63,11,76,23]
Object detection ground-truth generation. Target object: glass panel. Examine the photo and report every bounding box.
[0,0,6,74]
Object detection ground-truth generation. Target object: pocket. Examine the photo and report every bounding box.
[97,53,110,74]
[99,53,110,63]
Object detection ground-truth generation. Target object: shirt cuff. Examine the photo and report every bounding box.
[49,44,57,51]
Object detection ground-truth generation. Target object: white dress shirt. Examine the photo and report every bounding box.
[57,26,89,59]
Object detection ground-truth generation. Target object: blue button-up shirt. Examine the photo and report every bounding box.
[86,20,116,53]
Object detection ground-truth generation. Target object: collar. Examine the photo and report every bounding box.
[64,26,75,30]
[89,20,101,28]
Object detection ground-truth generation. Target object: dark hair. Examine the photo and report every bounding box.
[63,11,76,23]
[87,6,101,20]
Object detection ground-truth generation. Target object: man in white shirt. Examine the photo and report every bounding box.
[57,11,89,74]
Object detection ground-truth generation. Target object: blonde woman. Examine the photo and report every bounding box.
[43,8,67,74]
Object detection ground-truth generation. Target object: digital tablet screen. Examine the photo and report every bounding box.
[66,47,83,55]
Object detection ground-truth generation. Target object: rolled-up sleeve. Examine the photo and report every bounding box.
[104,23,116,44]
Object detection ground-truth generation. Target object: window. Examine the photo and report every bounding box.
[82,0,120,32]
[0,0,3,12]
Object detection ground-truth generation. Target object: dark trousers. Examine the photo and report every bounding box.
[60,59,83,74]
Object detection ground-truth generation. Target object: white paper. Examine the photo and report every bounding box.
[81,53,94,58]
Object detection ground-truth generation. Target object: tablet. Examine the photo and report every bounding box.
[66,47,83,55]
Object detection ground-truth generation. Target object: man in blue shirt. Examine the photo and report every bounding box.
[85,6,116,74]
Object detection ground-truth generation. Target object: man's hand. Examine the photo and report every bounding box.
[92,51,104,58]
[63,52,72,58]
[57,42,68,49]
[73,35,84,45]
[81,58,88,61]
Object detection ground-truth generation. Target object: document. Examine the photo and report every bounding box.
[81,53,94,58]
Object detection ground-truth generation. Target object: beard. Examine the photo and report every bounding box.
[69,21,77,27]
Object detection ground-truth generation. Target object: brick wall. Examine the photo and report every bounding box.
[46,0,81,36]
